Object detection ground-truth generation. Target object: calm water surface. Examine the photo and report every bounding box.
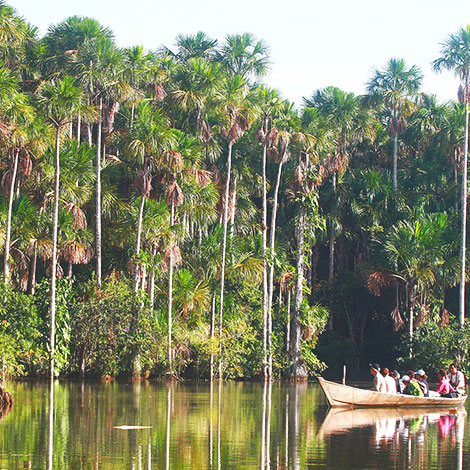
[0,380,468,469]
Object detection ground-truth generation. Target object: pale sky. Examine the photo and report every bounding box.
[10,0,470,106]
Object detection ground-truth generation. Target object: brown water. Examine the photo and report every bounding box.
[0,380,467,469]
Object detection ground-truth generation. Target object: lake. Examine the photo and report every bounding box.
[0,380,467,469]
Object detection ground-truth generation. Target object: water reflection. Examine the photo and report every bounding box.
[0,381,469,469]
[319,406,466,470]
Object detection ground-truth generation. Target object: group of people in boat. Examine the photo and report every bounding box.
[369,363,466,398]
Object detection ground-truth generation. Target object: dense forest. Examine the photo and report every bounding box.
[1,2,470,381]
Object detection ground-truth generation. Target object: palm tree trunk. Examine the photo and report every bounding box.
[218,142,233,379]
[286,289,291,354]
[67,262,72,278]
[392,106,398,192]
[210,293,216,381]
[289,205,307,379]
[50,126,61,379]
[328,229,335,281]
[134,195,146,292]
[96,97,103,288]
[230,175,237,238]
[262,121,268,379]
[4,149,19,285]
[267,159,284,377]
[459,100,469,327]
[149,245,156,311]
[168,201,175,372]
[28,242,38,295]
[77,113,81,144]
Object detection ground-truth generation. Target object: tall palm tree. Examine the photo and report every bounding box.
[255,86,282,378]
[174,32,218,62]
[433,26,470,327]
[36,75,91,378]
[122,101,174,292]
[367,58,422,192]
[0,69,35,285]
[217,75,257,378]
[217,33,270,81]
[304,86,372,281]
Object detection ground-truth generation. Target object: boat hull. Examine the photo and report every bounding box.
[318,377,467,408]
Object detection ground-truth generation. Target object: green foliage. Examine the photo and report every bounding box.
[35,279,71,375]
[70,279,162,376]
[410,317,470,378]
[0,284,45,376]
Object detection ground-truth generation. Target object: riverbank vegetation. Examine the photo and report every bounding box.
[1,2,470,380]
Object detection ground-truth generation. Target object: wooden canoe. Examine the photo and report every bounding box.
[318,377,468,408]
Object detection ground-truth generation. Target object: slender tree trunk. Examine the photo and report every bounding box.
[96,98,103,288]
[168,201,175,372]
[4,149,19,285]
[409,285,416,358]
[289,206,307,379]
[149,245,156,311]
[328,230,335,281]
[77,113,81,145]
[230,175,237,238]
[67,262,72,279]
[50,126,61,379]
[218,142,233,379]
[267,159,284,377]
[134,195,146,292]
[460,101,469,327]
[392,107,398,192]
[130,103,135,129]
[286,289,291,355]
[262,120,269,379]
[328,173,337,282]
[28,242,38,295]
[210,293,216,381]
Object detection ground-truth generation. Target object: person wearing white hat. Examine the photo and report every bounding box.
[414,369,429,396]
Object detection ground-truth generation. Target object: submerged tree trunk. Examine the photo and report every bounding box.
[218,141,233,379]
[96,97,103,288]
[459,100,469,327]
[4,149,19,285]
[50,126,61,379]
[289,206,307,379]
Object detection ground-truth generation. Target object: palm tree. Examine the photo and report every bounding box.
[216,75,257,378]
[0,69,36,285]
[36,75,91,378]
[433,26,470,327]
[217,33,270,81]
[256,86,282,378]
[266,102,296,376]
[304,86,372,281]
[174,32,218,62]
[121,101,174,293]
[367,58,422,192]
